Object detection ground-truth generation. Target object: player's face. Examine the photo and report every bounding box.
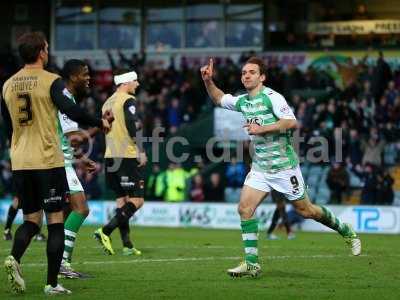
[241,63,265,91]
[74,66,90,93]
[129,80,140,94]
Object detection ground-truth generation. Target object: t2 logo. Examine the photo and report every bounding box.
[353,207,379,231]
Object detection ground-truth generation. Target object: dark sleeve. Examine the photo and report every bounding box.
[0,96,12,141]
[50,78,102,128]
[123,98,139,138]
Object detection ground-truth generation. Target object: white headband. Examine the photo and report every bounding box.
[114,71,138,85]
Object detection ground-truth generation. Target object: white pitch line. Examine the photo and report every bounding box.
[20,254,369,268]
[0,244,334,253]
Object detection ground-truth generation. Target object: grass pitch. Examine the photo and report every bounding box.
[1,226,399,299]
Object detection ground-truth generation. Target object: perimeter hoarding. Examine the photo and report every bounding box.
[1,200,398,234]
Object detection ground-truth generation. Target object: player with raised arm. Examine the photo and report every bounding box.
[200,57,361,278]
[94,70,146,256]
[1,32,112,295]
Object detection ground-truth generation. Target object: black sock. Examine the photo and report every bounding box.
[119,219,133,248]
[5,205,18,230]
[103,208,122,236]
[120,202,137,221]
[103,203,137,236]
[267,208,280,235]
[47,223,64,287]
[11,221,40,263]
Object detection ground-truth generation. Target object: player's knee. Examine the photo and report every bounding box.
[129,197,144,210]
[75,203,89,217]
[238,203,253,219]
[15,221,40,244]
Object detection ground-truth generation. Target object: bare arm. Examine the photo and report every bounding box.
[200,58,225,106]
[66,127,99,148]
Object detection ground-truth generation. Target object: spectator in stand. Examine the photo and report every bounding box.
[225,157,246,188]
[204,173,224,202]
[389,96,400,125]
[326,162,350,204]
[164,163,190,202]
[386,81,399,106]
[266,58,283,92]
[331,55,367,93]
[359,164,378,205]
[167,98,181,134]
[146,164,165,201]
[346,129,363,168]
[225,157,246,203]
[371,51,392,101]
[362,136,385,166]
[282,64,304,99]
[190,174,205,202]
[377,169,394,205]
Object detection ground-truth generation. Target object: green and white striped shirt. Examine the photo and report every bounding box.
[56,88,79,167]
[221,86,298,173]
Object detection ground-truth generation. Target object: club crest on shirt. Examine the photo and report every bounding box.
[280,105,290,114]
[129,106,136,115]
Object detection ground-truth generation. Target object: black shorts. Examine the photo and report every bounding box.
[12,167,67,214]
[105,158,144,198]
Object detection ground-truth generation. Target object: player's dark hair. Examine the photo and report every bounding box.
[61,59,87,80]
[245,57,267,76]
[17,31,47,64]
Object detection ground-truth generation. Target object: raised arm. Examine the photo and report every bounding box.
[200,58,225,106]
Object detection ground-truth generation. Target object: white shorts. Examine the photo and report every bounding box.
[244,166,306,201]
[65,165,84,194]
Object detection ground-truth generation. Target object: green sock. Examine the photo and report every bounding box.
[318,206,354,238]
[63,211,86,264]
[241,219,259,264]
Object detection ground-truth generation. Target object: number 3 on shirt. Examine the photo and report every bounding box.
[17,93,33,126]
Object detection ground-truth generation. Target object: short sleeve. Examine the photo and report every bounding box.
[220,94,239,111]
[269,93,296,120]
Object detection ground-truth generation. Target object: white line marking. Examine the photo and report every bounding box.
[21,254,370,268]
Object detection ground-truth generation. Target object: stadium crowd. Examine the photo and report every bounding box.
[0,49,399,205]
